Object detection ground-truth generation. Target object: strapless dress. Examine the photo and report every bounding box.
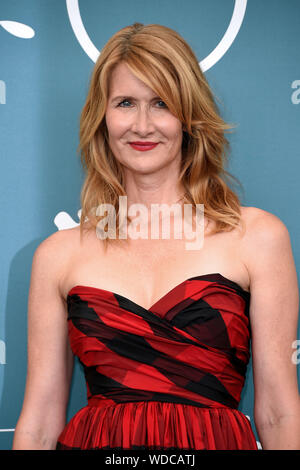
[56,272,258,450]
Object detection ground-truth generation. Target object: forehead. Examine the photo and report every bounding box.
[108,62,157,98]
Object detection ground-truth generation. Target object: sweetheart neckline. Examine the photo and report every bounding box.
[67,272,250,312]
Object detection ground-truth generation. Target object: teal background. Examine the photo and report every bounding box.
[0,0,299,450]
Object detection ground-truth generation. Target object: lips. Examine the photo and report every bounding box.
[129,142,159,151]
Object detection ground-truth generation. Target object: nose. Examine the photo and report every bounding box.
[131,104,155,135]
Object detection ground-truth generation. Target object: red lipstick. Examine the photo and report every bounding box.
[129,142,159,151]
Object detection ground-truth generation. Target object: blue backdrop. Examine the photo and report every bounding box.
[0,0,299,450]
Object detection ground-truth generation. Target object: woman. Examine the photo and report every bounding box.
[13,22,299,450]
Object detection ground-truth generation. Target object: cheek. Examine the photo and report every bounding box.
[106,115,124,139]
[169,128,183,144]
[160,117,182,137]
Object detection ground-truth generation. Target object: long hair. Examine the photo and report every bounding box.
[77,22,245,248]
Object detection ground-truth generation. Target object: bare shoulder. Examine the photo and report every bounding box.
[33,226,82,296]
[34,226,80,260]
[240,205,290,246]
[239,206,295,287]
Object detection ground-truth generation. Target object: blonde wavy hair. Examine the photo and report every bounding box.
[77,22,245,248]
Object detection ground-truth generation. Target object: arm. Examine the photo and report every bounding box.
[12,231,74,450]
[242,208,300,450]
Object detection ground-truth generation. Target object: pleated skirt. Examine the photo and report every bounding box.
[56,401,258,450]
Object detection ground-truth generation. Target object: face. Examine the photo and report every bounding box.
[105,62,183,174]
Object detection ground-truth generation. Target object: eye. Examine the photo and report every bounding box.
[117,99,131,107]
[156,100,167,108]
[116,99,167,108]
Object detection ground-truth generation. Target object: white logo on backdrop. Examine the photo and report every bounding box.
[0,20,35,38]
[54,209,81,230]
[66,0,247,71]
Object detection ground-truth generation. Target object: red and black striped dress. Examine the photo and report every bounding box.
[56,272,258,450]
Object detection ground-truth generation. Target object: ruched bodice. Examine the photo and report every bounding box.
[56,272,258,450]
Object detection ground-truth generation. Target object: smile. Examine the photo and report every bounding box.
[129,143,159,151]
